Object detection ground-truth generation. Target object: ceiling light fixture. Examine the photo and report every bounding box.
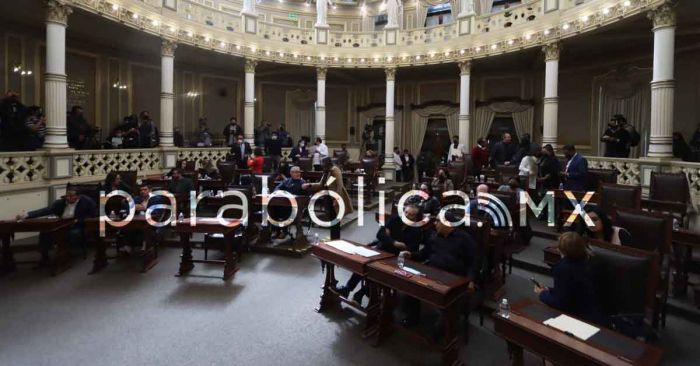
[508,39,514,45]
[562,23,570,30]
[460,49,465,55]
[623,0,631,6]
[151,19,159,27]
[220,41,226,47]
[581,15,589,22]
[544,29,550,35]
[132,13,138,20]
[111,4,119,11]
[475,46,481,52]
[603,7,610,15]
[415,55,421,60]
[525,33,532,40]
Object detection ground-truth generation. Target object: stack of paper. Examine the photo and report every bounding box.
[326,240,380,257]
[543,314,600,341]
[402,266,423,276]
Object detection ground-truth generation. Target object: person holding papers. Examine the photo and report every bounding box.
[335,205,424,304]
[534,232,606,325]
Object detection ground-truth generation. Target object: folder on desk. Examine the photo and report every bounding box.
[326,240,381,257]
[543,314,600,341]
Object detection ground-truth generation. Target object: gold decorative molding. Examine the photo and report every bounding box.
[161,40,177,57]
[245,59,258,73]
[385,67,396,81]
[46,0,72,26]
[458,60,471,75]
[317,67,327,80]
[648,1,676,29]
[542,42,562,61]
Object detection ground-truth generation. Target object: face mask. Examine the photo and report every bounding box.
[272,136,278,140]
[300,142,305,147]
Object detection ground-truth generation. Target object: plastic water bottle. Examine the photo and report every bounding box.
[178,212,184,222]
[673,218,680,231]
[398,252,406,269]
[314,233,320,246]
[499,298,511,319]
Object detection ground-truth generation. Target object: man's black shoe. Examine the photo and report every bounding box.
[335,285,350,298]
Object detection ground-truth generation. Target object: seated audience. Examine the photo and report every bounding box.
[561,144,588,191]
[468,184,490,217]
[199,158,219,179]
[17,187,97,265]
[571,205,627,245]
[247,147,265,175]
[431,168,454,193]
[270,166,307,239]
[336,205,425,303]
[100,171,133,194]
[535,232,606,325]
[418,183,440,217]
[167,167,194,194]
[400,212,478,326]
[289,139,308,162]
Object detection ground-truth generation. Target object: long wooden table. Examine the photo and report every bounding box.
[172,217,242,280]
[493,299,663,366]
[84,216,160,274]
[0,218,75,276]
[669,228,700,298]
[311,239,394,334]
[366,257,470,366]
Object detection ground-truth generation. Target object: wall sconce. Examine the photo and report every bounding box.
[112,82,127,90]
[187,91,200,98]
[12,65,33,77]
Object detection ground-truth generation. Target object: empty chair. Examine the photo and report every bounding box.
[598,182,641,214]
[586,168,618,192]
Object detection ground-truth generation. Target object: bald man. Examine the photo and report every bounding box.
[468,184,490,217]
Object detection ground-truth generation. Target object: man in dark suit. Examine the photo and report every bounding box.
[561,144,588,191]
[18,187,98,265]
[230,134,252,169]
[490,132,518,167]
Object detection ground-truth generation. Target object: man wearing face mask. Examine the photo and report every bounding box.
[601,114,631,158]
[448,136,466,162]
[431,168,454,193]
[231,134,252,169]
[266,131,283,172]
[290,139,308,162]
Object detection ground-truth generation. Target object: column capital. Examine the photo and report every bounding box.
[46,0,72,26]
[317,67,327,80]
[648,1,677,30]
[161,40,177,57]
[458,60,471,75]
[385,67,397,81]
[245,59,258,73]
[542,42,562,61]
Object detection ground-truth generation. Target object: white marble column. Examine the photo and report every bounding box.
[244,59,257,143]
[159,40,176,147]
[458,60,471,147]
[315,67,327,140]
[384,67,396,180]
[43,0,72,149]
[542,42,561,149]
[647,2,676,158]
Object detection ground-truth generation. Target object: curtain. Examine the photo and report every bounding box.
[410,104,459,155]
[415,1,428,28]
[473,106,496,143]
[512,107,534,140]
[477,0,494,15]
[285,89,315,139]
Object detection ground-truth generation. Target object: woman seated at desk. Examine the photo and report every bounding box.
[534,232,607,326]
[570,205,628,245]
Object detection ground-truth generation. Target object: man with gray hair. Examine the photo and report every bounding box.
[271,166,307,239]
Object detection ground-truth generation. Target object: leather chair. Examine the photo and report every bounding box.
[612,208,672,329]
[447,161,466,189]
[217,161,236,185]
[586,168,618,192]
[296,157,313,172]
[588,240,659,339]
[333,149,349,168]
[646,172,690,227]
[598,183,641,214]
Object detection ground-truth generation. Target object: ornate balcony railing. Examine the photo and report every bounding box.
[71,0,664,67]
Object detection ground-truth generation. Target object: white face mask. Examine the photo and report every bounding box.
[300,142,305,147]
[272,136,278,140]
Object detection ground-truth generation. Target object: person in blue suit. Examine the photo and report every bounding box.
[561,144,588,192]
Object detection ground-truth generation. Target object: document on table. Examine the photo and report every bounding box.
[326,240,380,257]
[402,266,423,276]
[543,314,600,341]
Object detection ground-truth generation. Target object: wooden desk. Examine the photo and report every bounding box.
[84,216,160,274]
[0,218,75,276]
[367,258,469,366]
[251,194,311,256]
[172,218,242,280]
[311,240,394,334]
[493,299,663,366]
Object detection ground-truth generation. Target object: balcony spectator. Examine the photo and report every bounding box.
[601,114,630,158]
[196,118,212,147]
[672,132,692,161]
[25,106,46,150]
[105,128,124,149]
[173,127,184,147]
[278,124,291,146]
[0,90,30,151]
[118,114,140,148]
[138,111,158,148]
[222,117,241,147]
[67,106,97,150]
[266,131,283,172]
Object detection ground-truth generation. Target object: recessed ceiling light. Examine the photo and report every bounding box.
[279,51,284,56]
[306,56,311,60]
[265,51,270,56]
[491,44,497,50]
[581,15,589,22]
[187,31,193,37]
[334,56,339,61]
[112,4,119,11]
[415,55,421,60]
[603,7,610,15]
[236,45,241,50]
[387,56,393,61]
[360,58,365,62]
[623,0,631,6]
[562,23,570,30]
[525,34,532,40]
[169,26,176,33]
[151,19,159,26]
[459,49,465,55]
[204,36,210,42]
[132,13,138,19]
[508,39,514,45]
[475,46,481,52]
[444,51,450,56]
[220,41,226,47]
[544,29,550,35]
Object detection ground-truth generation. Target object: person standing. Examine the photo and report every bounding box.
[247,147,265,175]
[537,144,561,192]
[266,131,283,172]
[490,132,517,166]
[0,90,30,151]
[230,134,252,169]
[518,148,538,190]
[601,115,630,158]
[68,106,95,150]
[25,106,46,150]
[289,139,308,162]
[137,111,158,148]
[312,137,328,171]
[561,144,588,192]
[401,149,415,182]
[304,157,353,240]
[448,136,466,162]
[471,137,489,177]
[222,117,241,147]
[393,146,402,182]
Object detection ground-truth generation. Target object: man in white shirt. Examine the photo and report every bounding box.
[392,147,403,181]
[448,136,467,162]
[312,137,329,171]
